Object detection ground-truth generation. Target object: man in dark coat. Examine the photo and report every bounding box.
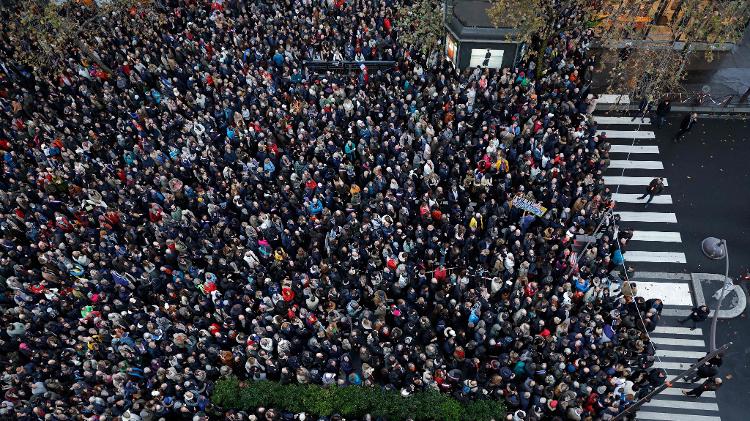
[673,113,698,143]
[683,377,722,398]
[637,177,664,207]
[678,305,710,330]
[655,99,671,129]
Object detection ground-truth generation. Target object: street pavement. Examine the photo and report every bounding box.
[594,104,721,420]
[654,115,750,421]
[596,98,750,420]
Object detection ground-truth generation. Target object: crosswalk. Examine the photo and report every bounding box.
[594,111,687,273]
[646,324,721,421]
[593,101,722,420]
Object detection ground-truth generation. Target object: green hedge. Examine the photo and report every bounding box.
[212,377,506,421]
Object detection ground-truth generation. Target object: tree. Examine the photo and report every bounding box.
[487,0,750,100]
[9,0,153,74]
[596,0,750,101]
[487,0,592,82]
[397,0,446,55]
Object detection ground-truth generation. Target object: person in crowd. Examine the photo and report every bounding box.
[0,0,669,419]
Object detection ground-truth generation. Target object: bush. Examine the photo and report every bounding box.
[212,377,506,421]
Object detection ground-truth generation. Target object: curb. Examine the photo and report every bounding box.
[598,103,750,116]
[691,273,746,319]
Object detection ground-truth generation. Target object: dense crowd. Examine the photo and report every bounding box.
[0,0,669,420]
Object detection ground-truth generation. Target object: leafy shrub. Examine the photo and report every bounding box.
[212,377,506,421]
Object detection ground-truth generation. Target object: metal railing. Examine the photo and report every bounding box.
[302,60,396,74]
[665,89,738,107]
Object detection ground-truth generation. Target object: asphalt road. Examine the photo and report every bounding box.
[654,115,750,421]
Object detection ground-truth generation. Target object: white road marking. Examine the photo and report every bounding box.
[624,251,687,263]
[597,94,631,104]
[636,411,720,421]
[653,326,703,335]
[653,361,692,370]
[597,129,655,139]
[656,349,706,359]
[609,160,664,170]
[661,307,692,317]
[635,272,691,280]
[612,193,672,205]
[659,387,715,398]
[636,281,693,306]
[650,337,706,347]
[610,144,659,153]
[617,211,677,223]
[631,230,681,242]
[643,399,719,412]
[594,116,650,125]
[604,176,669,186]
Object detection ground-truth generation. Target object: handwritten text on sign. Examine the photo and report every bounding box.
[511,196,548,217]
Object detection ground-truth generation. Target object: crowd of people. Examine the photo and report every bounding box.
[0,0,672,420]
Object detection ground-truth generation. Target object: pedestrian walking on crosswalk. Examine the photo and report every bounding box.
[687,362,719,383]
[683,377,722,398]
[592,105,725,420]
[637,177,664,208]
[632,97,652,123]
[677,305,710,330]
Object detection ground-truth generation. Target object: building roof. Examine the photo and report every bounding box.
[452,0,496,28]
[446,1,519,42]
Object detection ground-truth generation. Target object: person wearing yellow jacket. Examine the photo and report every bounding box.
[469,213,483,231]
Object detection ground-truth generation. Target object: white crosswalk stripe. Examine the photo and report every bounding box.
[660,387,716,398]
[636,281,693,305]
[654,361,692,370]
[594,116,650,125]
[624,250,687,263]
[610,144,659,153]
[656,348,706,359]
[643,398,719,411]
[598,94,630,104]
[596,113,722,420]
[604,176,669,186]
[653,326,702,335]
[597,129,655,139]
[617,211,677,223]
[649,337,706,347]
[636,412,721,421]
[661,306,692,317]
[609,159,664,170]
[631,230,681,242]
[633,272,691,280]
[612,193,672,204]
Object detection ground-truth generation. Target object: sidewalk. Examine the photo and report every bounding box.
[598,101,750,115]
[595,28,750,115]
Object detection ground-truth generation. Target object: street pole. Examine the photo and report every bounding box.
[612,342,732,421]
[572,207,615,267]
[708,239,730,352]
